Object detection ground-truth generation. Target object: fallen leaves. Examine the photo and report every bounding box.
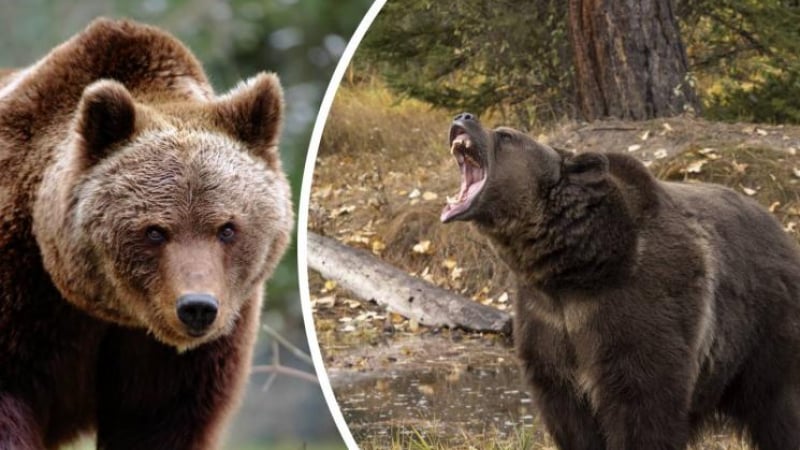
[329,204,355,218]
[684,160,706,174]
[313,295,336,309]
[740,186,758,196]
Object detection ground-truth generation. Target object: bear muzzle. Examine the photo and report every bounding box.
[176,293,219,336]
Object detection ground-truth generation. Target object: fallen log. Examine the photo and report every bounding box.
[306,231,512,334]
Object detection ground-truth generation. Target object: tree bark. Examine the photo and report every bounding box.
[307,232,511,334]
[568,0,699,120]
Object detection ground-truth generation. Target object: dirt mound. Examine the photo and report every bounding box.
[652,147,799,239]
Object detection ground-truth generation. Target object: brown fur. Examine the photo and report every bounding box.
[443,115,800,450]
[0,19,292,449]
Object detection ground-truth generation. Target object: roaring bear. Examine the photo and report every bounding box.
[0,19,293,449]
[441,113,800,449]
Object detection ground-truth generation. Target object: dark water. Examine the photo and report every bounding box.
[327,334,539,445]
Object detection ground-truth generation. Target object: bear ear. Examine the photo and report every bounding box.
[75,80,136,167]
[214,72,284,166]
[563,152,609,184]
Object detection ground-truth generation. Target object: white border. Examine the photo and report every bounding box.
[298,1,386,449]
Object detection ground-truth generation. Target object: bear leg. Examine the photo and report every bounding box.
[0,394,45,450]
[591,335,693,449]
[746,391,800,450]
[528,380,604,450]
[722,380,800,450]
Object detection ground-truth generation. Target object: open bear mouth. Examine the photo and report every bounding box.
[441,126,486,222]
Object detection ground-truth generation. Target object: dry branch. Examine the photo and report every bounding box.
[307,231,511,334]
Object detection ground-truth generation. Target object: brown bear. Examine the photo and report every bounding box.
[441,113,800,450]
[0,19,292,449]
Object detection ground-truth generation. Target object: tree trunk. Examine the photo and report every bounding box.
[568,0,699,120]
[307,232,512,334]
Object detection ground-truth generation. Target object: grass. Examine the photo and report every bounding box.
[356,421,549,450]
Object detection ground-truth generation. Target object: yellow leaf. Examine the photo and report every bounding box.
[371,239,386,255]
[316,183,333,199]
[422,191,439,201]
[412,240,433,254]
[684,160,705,174]
[312,295,336,309]
[417,384,435,396]
[733,162,749,174]
[323,279,338,292]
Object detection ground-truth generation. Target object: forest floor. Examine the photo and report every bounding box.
[307,84,800,449]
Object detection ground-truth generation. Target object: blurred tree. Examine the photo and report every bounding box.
[568,0,698,120]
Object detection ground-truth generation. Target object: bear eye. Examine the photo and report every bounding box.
[145,226,167,245]
[218,223,236,243]
[497,131,513,142]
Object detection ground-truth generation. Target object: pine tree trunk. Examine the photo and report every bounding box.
[568,0,699,120]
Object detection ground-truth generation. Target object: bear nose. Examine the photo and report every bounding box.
[176,293,218,335]
[454,112,475,122]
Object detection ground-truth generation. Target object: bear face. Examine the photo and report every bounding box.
[440,114,638,288]
[34,75,291,351]
[441,113,564,225]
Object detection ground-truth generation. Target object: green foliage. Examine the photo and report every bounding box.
[680,0,800,123]
[356,0,572,129]
[357,0,800,126]
[704,72,800,123]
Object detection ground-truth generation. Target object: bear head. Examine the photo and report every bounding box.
[440,113,655,288]
[441,113,610,225]
[34,73,292,351]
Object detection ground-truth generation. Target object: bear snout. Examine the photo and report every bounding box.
[176,293,219,335]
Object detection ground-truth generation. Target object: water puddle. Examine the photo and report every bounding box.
[325,333,543,446]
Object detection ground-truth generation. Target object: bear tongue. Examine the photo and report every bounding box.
[441,158,486,222]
